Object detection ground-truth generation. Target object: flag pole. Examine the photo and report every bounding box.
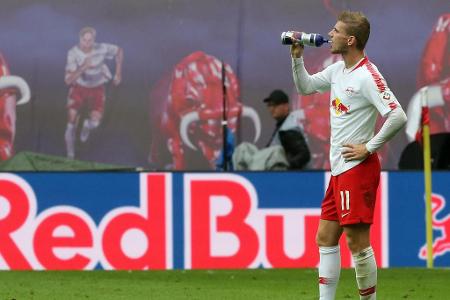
[421,87,433,268]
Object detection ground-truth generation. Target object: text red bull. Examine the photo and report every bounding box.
[2,171,444,270]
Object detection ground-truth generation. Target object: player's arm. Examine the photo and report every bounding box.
[113,47,123,86]
[291,44,332,95]
[342,107,407,160]
[342,78,407,161]
[65,54,91,86]
[365,106,407,152]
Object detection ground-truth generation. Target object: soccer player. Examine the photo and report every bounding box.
[290,11,407,299]
[64,26,123,159]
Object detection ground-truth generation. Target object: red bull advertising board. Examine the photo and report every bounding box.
[0,171,448,270]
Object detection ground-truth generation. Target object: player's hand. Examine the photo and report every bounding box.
[113,73,122,86]
[290,42,304,58]
[341,143,370,161]
[81,56,93,71]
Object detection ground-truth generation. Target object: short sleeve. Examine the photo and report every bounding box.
[65,49,78,73]
[102,43,119,60]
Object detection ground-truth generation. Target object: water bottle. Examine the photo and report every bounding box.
[281,31,329,47]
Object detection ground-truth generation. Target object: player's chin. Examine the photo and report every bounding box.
[331,45,347,54]
[330,48,341,54]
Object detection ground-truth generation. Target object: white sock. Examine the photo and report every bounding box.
[80,119,100,142]
[319,246,341,300]
[82,119,100,131]
[89,119,100,129]
[65,123,75,158]
[82,119,90,130]
[353,246,377,299]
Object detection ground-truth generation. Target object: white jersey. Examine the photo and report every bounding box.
[292,56,401,175]
[66,43,119,88]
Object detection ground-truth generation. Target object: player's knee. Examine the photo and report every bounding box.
[90,119,100,129]
[316,230,339,247]
[345,234,370,254]
[344,223,371,253]
[345,237,359,253]
[67,114,77,124]
[90,111,103,122]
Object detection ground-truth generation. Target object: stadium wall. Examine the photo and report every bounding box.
[0,171,449,270]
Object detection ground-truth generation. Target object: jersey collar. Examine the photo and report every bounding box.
[349,56,368,73]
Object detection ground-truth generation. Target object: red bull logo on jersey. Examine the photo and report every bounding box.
[419,193,450,259]
[331,97,350,116]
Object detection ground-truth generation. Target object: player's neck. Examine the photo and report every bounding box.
[342,50,365,69]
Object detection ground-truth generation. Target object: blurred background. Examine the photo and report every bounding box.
[0,0,448,170]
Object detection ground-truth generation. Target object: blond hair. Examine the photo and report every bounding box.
[79,26,96,38]
[338,11,370,50]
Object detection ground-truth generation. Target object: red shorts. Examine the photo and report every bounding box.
[321,153,380,225]
[67,85,105,113]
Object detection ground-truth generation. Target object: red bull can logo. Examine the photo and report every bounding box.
[331,97,350,116]
[419,193,450,259]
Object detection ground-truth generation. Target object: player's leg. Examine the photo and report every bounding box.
[65,86,84,158]
[65,108,78,159]
[317,219,343,300]
[338,154,380,299]
[317,177,343,300]
[344,224,376,299]
[80,110,102,142]
[80,86,104,142]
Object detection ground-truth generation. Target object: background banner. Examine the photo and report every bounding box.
[0,0,448,170]
[1,171,449,270]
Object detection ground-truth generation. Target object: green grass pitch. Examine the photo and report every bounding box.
[0,268,449,299]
